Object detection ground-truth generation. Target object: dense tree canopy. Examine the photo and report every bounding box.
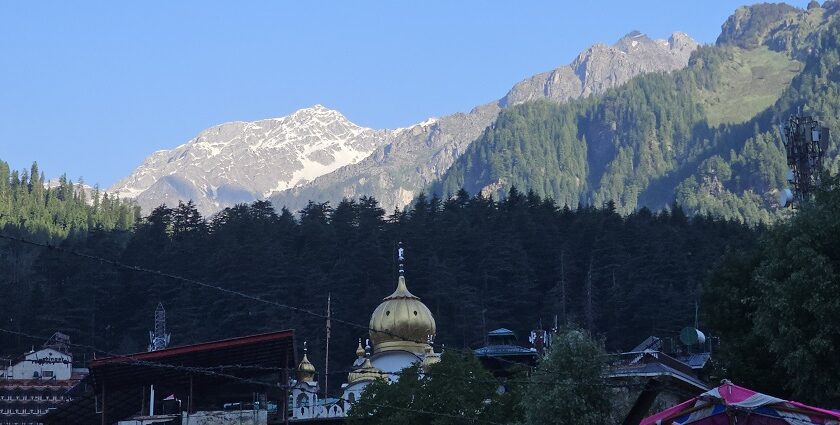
[0,160,138,296]
[347,352,518,425]
[0,187,755,395]
[435,4,840,224]
[704,175,840,405]
[521,329,611,425]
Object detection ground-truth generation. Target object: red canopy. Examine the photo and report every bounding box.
[641,381,840,425]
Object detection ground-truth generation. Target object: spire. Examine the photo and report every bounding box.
[356,338,365,358]
[397,241,405,276]
[296,341,316,382]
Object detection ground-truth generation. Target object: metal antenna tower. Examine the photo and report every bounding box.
[779,113,830,207]
[148,302,171,352]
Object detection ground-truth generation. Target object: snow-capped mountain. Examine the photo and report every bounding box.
[114,31,698,216]
[108,105,390,215]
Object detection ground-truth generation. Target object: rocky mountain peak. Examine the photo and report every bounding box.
[716,3,799,49]
[115,29,700,217]
[614,30,655,52]
[502,31,698,107]
[288,104,348,121]
[271,31,699,214]
[108,106,390,215]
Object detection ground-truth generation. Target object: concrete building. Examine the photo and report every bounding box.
[0,333,88,425]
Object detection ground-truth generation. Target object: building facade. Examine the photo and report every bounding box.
[0,334,87,425]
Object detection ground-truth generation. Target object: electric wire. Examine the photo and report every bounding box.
[0,232,625,387]
[0,232,551,371]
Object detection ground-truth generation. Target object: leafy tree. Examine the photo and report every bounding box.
[751,175,840,404]
[1,183,756,393]
[703,174,840,405]
[347,351,520,425]
[521,328,611,425]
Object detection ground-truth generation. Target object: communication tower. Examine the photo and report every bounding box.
[148,302,171,352]
[778,113,830,207]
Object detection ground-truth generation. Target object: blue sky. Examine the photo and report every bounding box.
[0,0,811,187]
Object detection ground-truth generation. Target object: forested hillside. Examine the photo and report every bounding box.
[0,160,139,287]
[0,191,755,391]
[434,2,840,223]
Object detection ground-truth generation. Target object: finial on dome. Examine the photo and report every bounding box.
[356,338,365,358]
[296,340,317,382]
[398,242,405,276]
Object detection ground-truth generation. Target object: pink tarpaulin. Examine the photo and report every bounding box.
[640,381,840,425]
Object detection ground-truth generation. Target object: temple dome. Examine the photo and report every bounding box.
[296,350,316,382]
[369,275,436,354]
[347,357,385,385]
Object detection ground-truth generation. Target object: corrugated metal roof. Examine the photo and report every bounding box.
[631,336,662,353]
[677,353,711,369]
[474,345,536,357]
[608,361,708,391]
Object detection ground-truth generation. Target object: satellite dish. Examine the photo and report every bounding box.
[778,188,794,207]
[680,327,706,346]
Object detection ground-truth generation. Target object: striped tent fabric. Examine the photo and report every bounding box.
[641,381,840,425]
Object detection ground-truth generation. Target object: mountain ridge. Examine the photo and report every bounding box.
[111,30,698,215]
[269,30,698,213]
[109,104,391,214]
[434,1,838,223]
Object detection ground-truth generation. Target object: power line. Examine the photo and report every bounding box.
[0,232,418,346]
[0,232,615,386]
[0,231,541,366]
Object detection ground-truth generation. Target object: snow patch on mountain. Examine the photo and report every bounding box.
[109,105,392,215]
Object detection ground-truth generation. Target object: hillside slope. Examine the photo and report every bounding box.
[434,2,837,223]
[269,32,697,213]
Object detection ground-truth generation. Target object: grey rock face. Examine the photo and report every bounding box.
[109,105,390,215]
[501,31,698,106]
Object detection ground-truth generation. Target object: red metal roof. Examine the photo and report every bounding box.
[90,329,294,367]
[89,329,296,392]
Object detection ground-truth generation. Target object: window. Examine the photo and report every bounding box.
[41,372,53,379]
[295,393,309,408]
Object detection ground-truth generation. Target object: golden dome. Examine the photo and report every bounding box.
[347,357,386,385]
[369,275,436,354]
[296,346,317,382]
[355,339,365,358]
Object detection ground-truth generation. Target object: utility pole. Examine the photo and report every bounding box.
[585,256,594,333]
[147,302,171,416]
[324,293,330,399]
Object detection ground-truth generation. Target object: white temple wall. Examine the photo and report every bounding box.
[370,351,421,381]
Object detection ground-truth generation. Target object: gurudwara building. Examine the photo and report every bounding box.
[289,248,441,421]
